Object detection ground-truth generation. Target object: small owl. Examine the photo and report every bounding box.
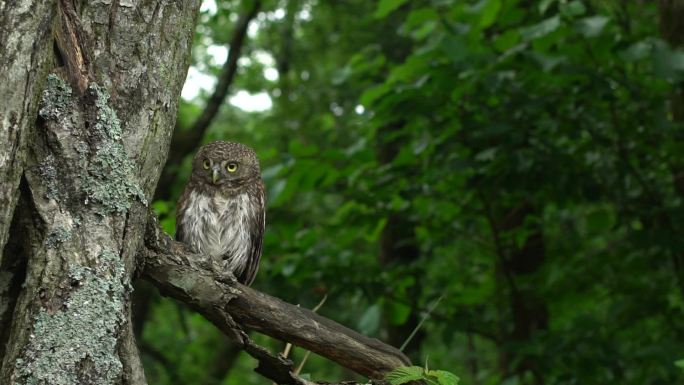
[176,141,265,285]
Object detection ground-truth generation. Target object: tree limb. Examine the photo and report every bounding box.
[140,214,410,383]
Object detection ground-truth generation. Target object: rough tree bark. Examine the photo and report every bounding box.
[0,1,57,356]
[0,1,409,384]
[0,1,200,384]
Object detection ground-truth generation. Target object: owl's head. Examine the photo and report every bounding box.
[190,141,261,188]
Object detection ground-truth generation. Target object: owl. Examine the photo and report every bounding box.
[176,141,265,286]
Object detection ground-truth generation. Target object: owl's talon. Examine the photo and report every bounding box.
[216,271,238,285]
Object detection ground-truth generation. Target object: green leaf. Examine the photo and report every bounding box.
[365,218,388,242]
[620,39,654,61]
[152,200,171,216]
[576,15,609,37]
[427,370,460,385]
[440,36,469,64]
[493,29,521,52]
[538,0,556,15]
[357,304,382,335]
[288,140,318,157]
[375,0,409,19]
[388,55,429,84]
[385,366,425,385]
[586,208,615,233]
[386,299,412,325]
[389,194,410,210]
[160,217,176,236]
[675,359,684,370]
[653,46,684,80]
[412,20,438,40]
[479,0,501,28]
[475,147,497,161]
[360,84,390,106]
[521,16,561,41]
[530,51,566,71]
[560,1,586,17]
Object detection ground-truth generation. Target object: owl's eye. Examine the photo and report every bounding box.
[203,159,210,169]
[226,162,238,173]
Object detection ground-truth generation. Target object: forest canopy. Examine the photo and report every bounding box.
[142,0,684,384]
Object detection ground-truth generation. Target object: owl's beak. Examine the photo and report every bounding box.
[212,167,220,184]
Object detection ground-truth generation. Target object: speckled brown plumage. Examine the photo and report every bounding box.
[176,141,265,285]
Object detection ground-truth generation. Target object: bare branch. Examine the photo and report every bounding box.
[140,214,410,382]
[156,1,262,200]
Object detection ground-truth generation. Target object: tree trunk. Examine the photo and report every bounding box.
[0,1,200,384]
[0,1,56,354]
[483,198,547,385]
[375,121,425,359]
[658,0,684,297]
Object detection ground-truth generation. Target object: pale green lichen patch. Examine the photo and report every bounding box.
[84,142,147,214]
[37,155,59,201]
[36,77,147,214]
[90,84,122,141]
[13,251,126,385]
[44,227,71,249]
[38,75,72,121]
[83,84,147,214]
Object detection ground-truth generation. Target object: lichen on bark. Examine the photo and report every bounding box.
[12,251,127,385]
[83,84,147,214]
[44,227,71,249]
[84,141,147,214]
[38,75,73,122]
[37,75,147,215]
[37,155,58,201]
[90,84,122,141]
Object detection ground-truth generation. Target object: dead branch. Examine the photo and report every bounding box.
[140,214,410,384]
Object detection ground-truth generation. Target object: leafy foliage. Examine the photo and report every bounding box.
[385,365,460,385]
[141,0,684,384]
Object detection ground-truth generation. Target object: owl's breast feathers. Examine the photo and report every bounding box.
[176,181,265,285]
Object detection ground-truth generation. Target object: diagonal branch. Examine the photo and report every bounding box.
[187,0,262,138]
[156,0,262,200]
[140,214,410,383]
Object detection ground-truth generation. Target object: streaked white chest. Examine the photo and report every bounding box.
[179,191,253,272]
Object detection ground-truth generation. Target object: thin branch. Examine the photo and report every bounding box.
[294,350,312,376]
[476,189,519,294]
[140,342,183,385]
[156,0,262,200]
[187,0,262,136]
[140,213,410,383]
[400,295,443,352]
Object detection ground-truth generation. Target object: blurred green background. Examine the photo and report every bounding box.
[137,0,684,384]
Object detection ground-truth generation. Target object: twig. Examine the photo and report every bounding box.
[400,295,444,352]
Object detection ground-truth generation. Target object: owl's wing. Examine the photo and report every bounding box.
[238,180,265,286]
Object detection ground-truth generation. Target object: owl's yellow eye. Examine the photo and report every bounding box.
[226,162,238,173]
[203,159,210,169]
